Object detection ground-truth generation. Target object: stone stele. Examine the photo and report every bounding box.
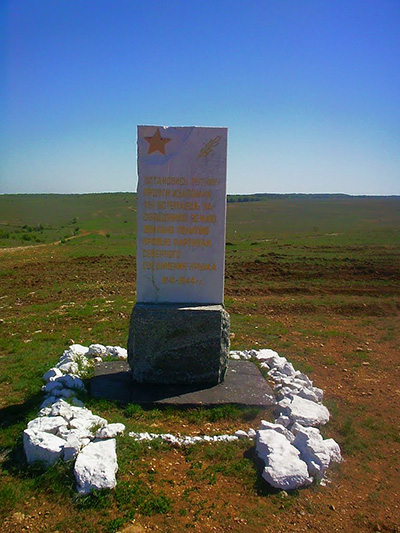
[128,125,230,385]
[128,304,230,385]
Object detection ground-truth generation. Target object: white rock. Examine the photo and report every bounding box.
[293,426,341,480]
[69,410,107,435]
[59,374,86,391]
[63,433,82,461]
[69,344,89,356]
[278,362,296,377]
[268,368,289,382]
[88,344,107,357]
[297,387,320,403]
[57,362,79,374]
[324,438,342,463]
[229,351,241,360]
[238,350,252,360]
[256,429,312,490]
[276,386,299,400]
[259,420,295,443]
[93,356,103,363]
[105,346,128,360]
[48,399,74,420]
[294,371,313,387]
[74,439,118,494]
[42,367,63,383]
[96,423,126,439]
[275,415,291,428]
[53,388,76,399]
[278,396,330,427]
[37,406,52,417]
[312,387,324,402]
[58,350,76,364]
[256,349,287,368]
[42,380,63,394]
[58,426,94,443]
[24,428,65,466]
[248,428,257,439]
[27,416,67,435]
[234,430,249,439]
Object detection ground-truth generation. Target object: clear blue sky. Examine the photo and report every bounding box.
[1,0,399,195]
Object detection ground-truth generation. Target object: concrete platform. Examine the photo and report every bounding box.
[89,360,275,409]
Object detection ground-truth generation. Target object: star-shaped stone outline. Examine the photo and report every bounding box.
[145,128,171,155]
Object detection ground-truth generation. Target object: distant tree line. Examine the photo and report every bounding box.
[227,193,354,203]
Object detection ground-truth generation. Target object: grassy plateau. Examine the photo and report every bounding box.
[0,193,399,532]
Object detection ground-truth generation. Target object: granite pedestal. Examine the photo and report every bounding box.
[127,303,230,385]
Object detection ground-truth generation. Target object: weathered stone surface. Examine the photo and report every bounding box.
[259,420,295,443]
[23,429,65,466]
[42,367,63,383]
[128,303,230,385]
[62,433,82,462]
[96,423,126,439]
[74,439,118,494]
[277,396,330,427]
[27,416,67,435]
[105,346,128,360]
[256,429,312,490]
[292,425,342,480]
[88,344,107,357]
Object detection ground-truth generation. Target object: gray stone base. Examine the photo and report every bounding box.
[127,303,230,385]
[90,360,276,408]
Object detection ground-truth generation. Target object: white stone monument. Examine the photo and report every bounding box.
[128,126,230,385]
[136,125,227,304]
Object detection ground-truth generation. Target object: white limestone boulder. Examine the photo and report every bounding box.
[88,344,107,358]
[42,367,63,383]
[248,428,256,439]
[69,408,107,435]
[58,426,95,443]
[48,399,74,421]
[27,416,67,435]
[292,425,342,480]
[74,439,118,494]
[256,429,312,490]
[296,387,321,403]
[59,374,86,391]
[293,371,313,388]
[105,346,128,360]
[96,423,126,439]
[57,362,79,374]
[256,349,287,368]
[69,344,89,356]
[42,380,63,394]
[52,388,76,399]
[259,420,295,443]
[278,396,330,427]
[234,429,249,439]
[275,415,291,427]
[24,428,66,466]
[63,433,84,462]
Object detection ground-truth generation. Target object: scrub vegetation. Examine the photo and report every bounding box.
[0,193,399,532]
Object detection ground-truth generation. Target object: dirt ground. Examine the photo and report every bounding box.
[1,245,400,532]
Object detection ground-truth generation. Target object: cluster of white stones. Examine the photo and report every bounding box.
[231,348,342,490]
[128,431,244,446]
[25,342,340,494]
[23,343,127,494]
